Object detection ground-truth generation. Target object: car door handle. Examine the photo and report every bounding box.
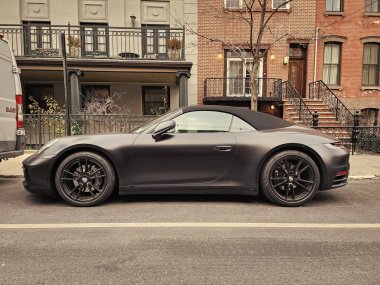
[214,145,232,152]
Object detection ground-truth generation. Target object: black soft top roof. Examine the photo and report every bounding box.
[182,105,293,131]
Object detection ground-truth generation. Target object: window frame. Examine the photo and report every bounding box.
[142,86,170,116]
[362,43,380,87]
[224,0,243,9]
[323,42,342,86]
[365,0,380,13]
[79,23,109,57]
[272,0,290,10]
[325,0,343,12]
[141,24,170,59]
[22,21,52,56]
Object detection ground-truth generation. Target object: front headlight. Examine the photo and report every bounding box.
[324,142,347,150]
[37,138,59,154]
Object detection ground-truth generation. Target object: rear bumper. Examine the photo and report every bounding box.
[0,149,24,160]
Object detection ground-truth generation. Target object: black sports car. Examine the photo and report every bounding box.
[23,105,350,207]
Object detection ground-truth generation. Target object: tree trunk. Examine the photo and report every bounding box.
[250,62,259,111]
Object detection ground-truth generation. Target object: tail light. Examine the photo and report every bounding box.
[16,94,23,129]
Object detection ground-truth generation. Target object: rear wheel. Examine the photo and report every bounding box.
[261,150,320,207]
[55,152,115,207]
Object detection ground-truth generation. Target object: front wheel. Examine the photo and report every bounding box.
[55,151,115,207]
[261,150,320,207]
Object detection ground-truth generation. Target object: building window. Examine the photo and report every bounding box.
[224,0,242,9]
[323,43,341,86]
[80,23,109,57]
[365,0,380,13]
[24,84,54,114]
[141,25,169,59]
[360,108,379,126]
[326,0,343,12]
[23,21,52,56]
[272,0,290,9]
[362,43,379,86]
[142,86,170,115]
[226,51,263,97]
[81,85,110,111]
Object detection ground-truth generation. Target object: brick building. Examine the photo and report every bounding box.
[315,0,380,125]
[198,0,317,116]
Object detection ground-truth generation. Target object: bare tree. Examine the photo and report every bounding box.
[183,0,293,110]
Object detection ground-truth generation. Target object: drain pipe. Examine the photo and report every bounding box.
[313,27,320,83]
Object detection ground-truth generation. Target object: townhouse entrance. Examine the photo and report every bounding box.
[288,43,307,98]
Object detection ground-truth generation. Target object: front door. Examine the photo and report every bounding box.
[288,44,307,97]
[288,59,306,97]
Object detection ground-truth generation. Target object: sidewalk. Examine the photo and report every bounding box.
[1,150,379,180]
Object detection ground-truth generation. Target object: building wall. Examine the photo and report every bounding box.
[315,0,380,111]
[0,0,197,110]
[197,0,316,104]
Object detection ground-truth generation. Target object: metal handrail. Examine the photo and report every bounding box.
[282,81,313,126]
[309,80,354,126]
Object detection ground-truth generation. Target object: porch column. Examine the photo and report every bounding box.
[69,69,83,114]
[176,71,191,107]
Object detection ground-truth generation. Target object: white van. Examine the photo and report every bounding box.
[0,36,25,162]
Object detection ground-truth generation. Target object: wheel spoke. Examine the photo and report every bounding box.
[292,186,296,200]
[89,167,104,176]
[89,182,102,193]
[285,185,290,200]
[61,177,77,181]
[297,178,314,184]
[272,180,287,188]
[299,165,309,174]
[68,184,81,195]
[295,181,310,191]
[295,159,303,173]
[63,170,77,177]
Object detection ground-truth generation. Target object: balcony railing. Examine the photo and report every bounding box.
[0,24,185,60]
[204,77,283,101]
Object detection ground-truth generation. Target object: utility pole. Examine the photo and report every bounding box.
[61,32,71,136]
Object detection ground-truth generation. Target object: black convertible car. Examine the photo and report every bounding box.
[23,105,350,207]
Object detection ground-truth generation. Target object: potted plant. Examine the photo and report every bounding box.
[167,38,181,60]
[68,36,81,57]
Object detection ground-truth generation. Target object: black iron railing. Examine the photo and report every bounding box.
[282,81,313,126]
[0,24,185,60]
[24,113,156,149]
[309,81,354,126]
[204,77,283,100]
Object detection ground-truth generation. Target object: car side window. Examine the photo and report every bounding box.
[172,111,233,133]
[230,116,256,132]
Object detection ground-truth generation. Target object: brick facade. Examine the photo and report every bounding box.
[197,0,316,105]
[315,0,380,111]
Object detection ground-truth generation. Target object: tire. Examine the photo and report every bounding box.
[55,151,115,207]
[261,150,320,207]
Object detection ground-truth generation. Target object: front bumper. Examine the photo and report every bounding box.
[23,153,56,196]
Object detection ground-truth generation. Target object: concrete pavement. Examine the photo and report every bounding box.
[0,150,379,179]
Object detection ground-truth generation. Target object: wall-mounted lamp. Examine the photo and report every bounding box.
[270,104,275,110]
[130,14,136,27]
[217,53,223,60]
[270,54,276,61]
[283,55,289,65]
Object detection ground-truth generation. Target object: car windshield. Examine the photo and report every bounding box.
[131,109,182,134]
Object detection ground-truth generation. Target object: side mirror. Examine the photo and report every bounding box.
[152,120,176,141]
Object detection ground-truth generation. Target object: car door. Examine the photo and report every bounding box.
[131,110,237,186]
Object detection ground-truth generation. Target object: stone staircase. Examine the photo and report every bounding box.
[284,99,342,127]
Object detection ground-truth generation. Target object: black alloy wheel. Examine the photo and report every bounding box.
[55,152,115,206]
[261,150,320,206]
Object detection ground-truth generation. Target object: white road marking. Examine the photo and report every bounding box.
[0,223,379,229]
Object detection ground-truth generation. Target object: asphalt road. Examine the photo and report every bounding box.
[0,178,379,285]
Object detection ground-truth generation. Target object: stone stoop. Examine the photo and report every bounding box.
[283,99,342,127]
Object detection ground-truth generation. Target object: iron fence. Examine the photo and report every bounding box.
[24,113,156,149]
[315,126,380,153]
[204,77,283,100]
[0,24,185,60]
